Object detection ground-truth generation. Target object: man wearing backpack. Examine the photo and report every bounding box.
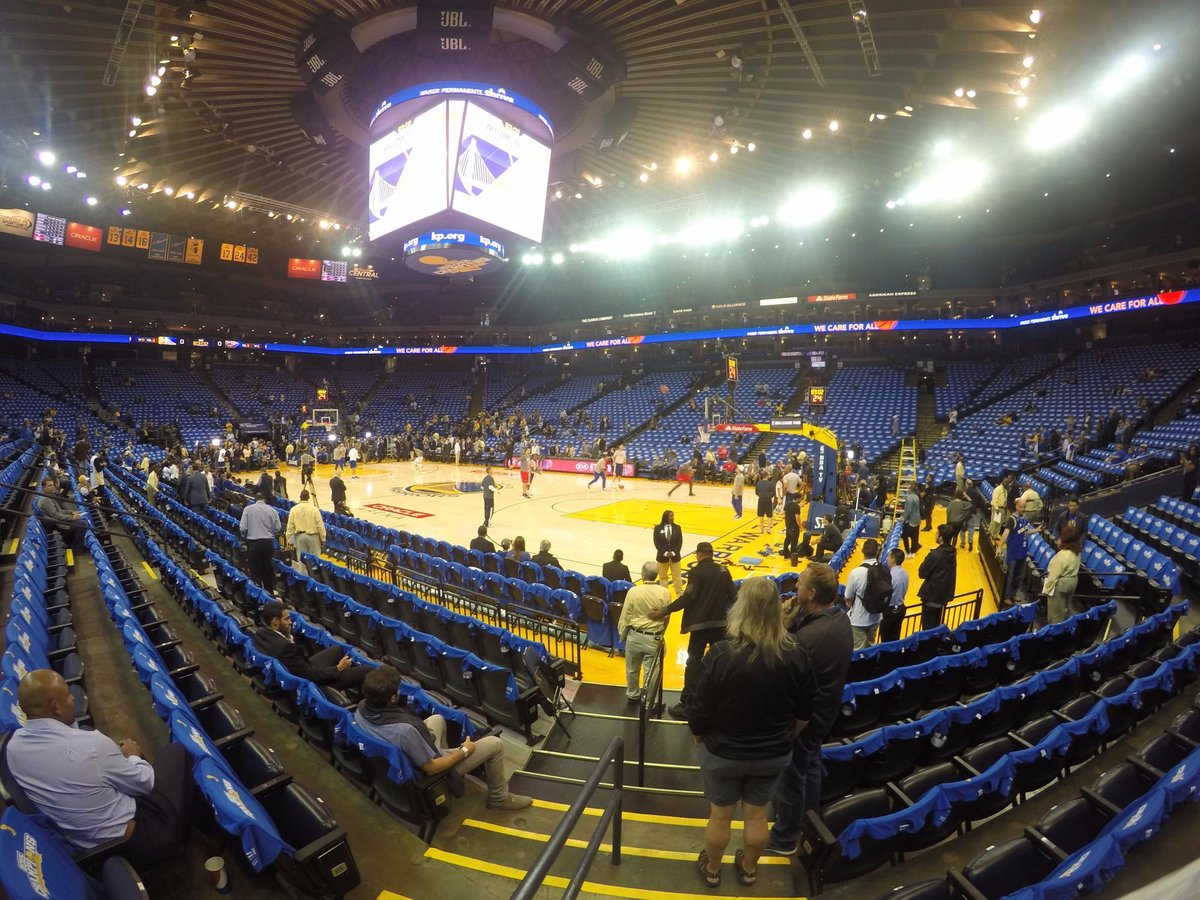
[845,538,890,648]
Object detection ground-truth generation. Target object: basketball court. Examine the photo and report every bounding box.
[280,458,996,692]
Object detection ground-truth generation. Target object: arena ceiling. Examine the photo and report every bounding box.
[0,0,1197,251]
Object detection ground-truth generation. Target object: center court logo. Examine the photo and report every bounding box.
[399,482,483,497]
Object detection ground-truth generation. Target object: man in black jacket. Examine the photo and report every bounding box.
[650,542,736,719]
[530,540,560,569]
[652,510,684,593]
[469,525,496,553]
[256,467,275,504]
[602,549,632,583]
[252,601,369,692]
[329,473,348,515]
[182,467,210,515]
[766,562,853,855]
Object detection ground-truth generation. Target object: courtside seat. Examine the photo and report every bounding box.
[950,836,1062,900]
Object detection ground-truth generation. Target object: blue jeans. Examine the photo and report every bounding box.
[588,472,606,488]
[1004,557,1027,601]
[769,732,823,846]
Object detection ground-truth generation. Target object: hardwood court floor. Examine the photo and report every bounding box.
[281,460,996,692]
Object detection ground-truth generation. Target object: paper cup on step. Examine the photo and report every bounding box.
[205,856,231,894]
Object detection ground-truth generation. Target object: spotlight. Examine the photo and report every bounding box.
[674,155,693,174]
[352,249,361,258]
[747,141,756,151]
[729,144,739,154]
[145,85,157,96]
[709,151,719,162]
[1022,55,1035,68]
[905,159,988,205]
[648,162,658,170]
[75,171,86,179]
[116,175,128,186]
[149,75,161,86]
[37,150,56,166]
[551,252,565,265]
[1029,9,1042,24]
[318,219,329,229]
[157,66,166,77]
[120,208,131,216]
[778,186,838,226]
[129,129,138,138]
[954,87,965,98]
[85,196,98,206]
[26,175,41,187]
[341,246,351,257]
[1015,95,1029,109]
[933,139,954,158]
[801,128,813,140]
[966,89,976,99]
[828,119,840,132]
[183,191,195,199]
[554,189,563,199]
[65,166,77,174]
[1027,105,1084,150]
[225,199,238,209]
[1019,75,1031,88]
[41,182,51,191]
[137,183,149,190]
[163,186,174,195]
[574,192,583,199]
[1097,55,1147,98]
[1026,105,1087,150]
[639,172,649,183]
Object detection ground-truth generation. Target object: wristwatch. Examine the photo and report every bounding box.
[461,745,472,759]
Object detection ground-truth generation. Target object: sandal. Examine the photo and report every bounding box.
[734,849,757,886]
[697,851,721,888]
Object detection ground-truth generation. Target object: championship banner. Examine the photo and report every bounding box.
[106,226,122,246]
[220,242,259,264]
[122,228,138,248]
[64,222,102,252]
[287,257,322,279]
[0,208,34,239]
[184,238,204,265]
[136,230,151,250]
[148,231,168,260]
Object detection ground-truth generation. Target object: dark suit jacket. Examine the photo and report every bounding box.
[602,560,632,582]
[469,536,496,553]
[330,477,347,504]
[531,551,560,569]
[252,627,339,684]
[182,471,210,507]
[917,545,957,606]
[663,558,736,633]
[256,473,275,502]
[652,523,683,563]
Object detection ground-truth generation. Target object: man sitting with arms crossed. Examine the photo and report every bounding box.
[354,665,531,810]
[6,670,192,867]
[617,561,671,704]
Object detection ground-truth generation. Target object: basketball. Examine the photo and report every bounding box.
[660,384,669,394]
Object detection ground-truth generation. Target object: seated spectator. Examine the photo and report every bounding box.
[354,665,531,810]
[531,540,560,569]
[252,601,369,692]
[469,525,496,553]
[35,476,86,551]
[6,670,192,867]
[509,536,531,563]
[603,549,632,582]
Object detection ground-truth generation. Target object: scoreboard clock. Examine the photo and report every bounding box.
[808,386,827,408]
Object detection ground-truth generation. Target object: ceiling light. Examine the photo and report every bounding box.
[115,175,128,186]
[729,144,739,154]
[801,128,813,140]
[574,192,583,199]
[163,186,174,195]
[904,105,914,112]
[120,208,131,216]
[675,156,693,174]
[1029,9,1042,24]
[1022,55,1035,68]
[352,249,361,258]
[709,150,719,162]
[65,165,77,174]
[828,119,840,132]
[41,182,51,191]
[778,186,838,226]
[37,150,56,166]
[226,199,239,209]
[129,129,138,137]
[157,66,166,77]
[747,141,756,152]
[183,191,195,199]
[551,252,565,265]
[1026,105,1087,150]
[1097,54,1147,98]
[75,171,86,179]
[954,87,965,98]
[1152,43,1162,51]
[145,85,157,96]
[905,159,989,205]
[639,172,649,183]
[85,196,98,206]
[318,219,329,229]
[933,139,954,158]
[966,89,976,99]
[1019,76,1031,89]
[26,175,41,187]
[554,189,563,199]
[149,75,161,86]
[1015,95,1029,109]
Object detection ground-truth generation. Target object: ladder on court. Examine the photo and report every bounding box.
[893,438,918,522]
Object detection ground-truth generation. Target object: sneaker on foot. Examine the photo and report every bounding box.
[668,703,688,719]
[764,839,798,856]
[488,793,532,811]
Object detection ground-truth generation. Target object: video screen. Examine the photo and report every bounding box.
[32,213,67,245]
[450,103,551,243]
[368,103,450,241]
[321,260,348,282]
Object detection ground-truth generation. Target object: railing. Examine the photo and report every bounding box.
[336,547,584,677]
[637,641,667,787]
[511,736,624,900]
[898,588,983,639]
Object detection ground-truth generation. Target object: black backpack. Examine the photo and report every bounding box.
[858,561,893,615]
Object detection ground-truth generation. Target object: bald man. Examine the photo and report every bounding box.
[5,670,191,867]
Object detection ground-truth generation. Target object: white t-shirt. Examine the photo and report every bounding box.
[846,560,884,627]
[347,447,359,462]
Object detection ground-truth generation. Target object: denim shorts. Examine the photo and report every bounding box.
[696,743,792,807]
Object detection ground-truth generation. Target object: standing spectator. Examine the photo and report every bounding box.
[146,466,160,506]
[730,466,745,519]
[917,525,957,629]
[754,471,775,534]
[919,473,936,532]
[182,465,210,515]
[617,562,671,702]
[652,511,684,593]
[845,539,887,648]
[286,489,326,575]
[689,577,818,888]
[945,490,972,547]
[239,488,281,593]
[954,454,966,494]
[990,473,1013,538]
[1019,481,1044,526]
[997,498,1035,606]
[891,412,899,437]
[330,472,349,516]
[766,563,853,856]
[273,468,288,501]
[902,482,921,554]
[962,478,988,551]
[879,549,910,643]
[1181,446,1198,501]
[1044,525,1082,624]
[781,492,802,564]
[481,465,500,527]
[256,467,275,504]
[603,549,631,583]
[1053,495,1088,542]
[651,542,736,719]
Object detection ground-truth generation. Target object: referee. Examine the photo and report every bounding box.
[286,489,326,575]
[240,487,282,594]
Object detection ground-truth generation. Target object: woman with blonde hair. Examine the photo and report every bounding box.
[687,577,818,888]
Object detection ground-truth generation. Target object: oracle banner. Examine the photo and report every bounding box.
[65,222,103,252]
[0,208,34,239]
[507,456,636,477]
[287,257,321,279]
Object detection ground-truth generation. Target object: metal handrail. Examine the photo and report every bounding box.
[637,641,667,787]
[898,587,983,639]
[511,736,624,900]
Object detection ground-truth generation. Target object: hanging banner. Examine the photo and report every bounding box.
[184,238,204,265]
[65,222,103,252]
[287,258,322,279]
